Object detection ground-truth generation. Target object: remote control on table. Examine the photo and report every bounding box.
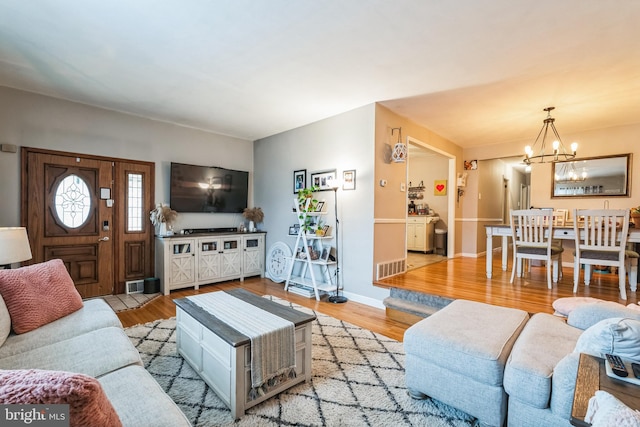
[606,354,629,377]
[632,362,640,379]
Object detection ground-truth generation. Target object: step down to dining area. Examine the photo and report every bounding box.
[383,288,453,325]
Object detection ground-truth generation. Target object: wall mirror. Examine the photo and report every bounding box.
[551,153,631,198]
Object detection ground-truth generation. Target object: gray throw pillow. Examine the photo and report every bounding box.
[568,301,640,330]
[574,317,640,361]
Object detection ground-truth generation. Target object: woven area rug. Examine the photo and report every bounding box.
[125,297,476,427]
[99,292,161,312]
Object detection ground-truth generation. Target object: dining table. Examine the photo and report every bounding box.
[484,224,640,278]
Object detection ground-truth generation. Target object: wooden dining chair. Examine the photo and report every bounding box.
[572,209,635,300]
[510,209,564,289]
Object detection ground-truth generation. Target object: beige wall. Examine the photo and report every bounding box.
[463,122,640,256]
[464,123,640,212]
[527,125,640,215]
[373,104,463,272]
[458,158,508,255]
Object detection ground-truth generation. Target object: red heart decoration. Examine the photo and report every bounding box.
[436,184,445,192]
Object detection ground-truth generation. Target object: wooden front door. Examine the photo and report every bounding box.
[21,148,154,298]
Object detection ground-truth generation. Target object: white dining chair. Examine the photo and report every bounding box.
[572,209,636,300]
[510,209,564,289]
[550,209,568,262]
[552,209,568,227]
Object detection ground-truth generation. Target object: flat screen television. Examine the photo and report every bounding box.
[170,162,249,213]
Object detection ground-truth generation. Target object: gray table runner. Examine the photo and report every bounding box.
[187,292,296,395]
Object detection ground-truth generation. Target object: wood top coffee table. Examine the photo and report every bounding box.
[174,289,315,419]
[571,353,640,426]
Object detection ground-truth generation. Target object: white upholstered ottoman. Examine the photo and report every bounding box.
[404,300,529,427]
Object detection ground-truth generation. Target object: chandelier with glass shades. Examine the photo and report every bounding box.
[524,107,577,166]
[554,161,587,183]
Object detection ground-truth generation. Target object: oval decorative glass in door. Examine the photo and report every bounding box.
[54,174,91,228]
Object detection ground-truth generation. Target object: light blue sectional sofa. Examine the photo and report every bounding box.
[504,301,640,426]
[405,299,640,427]
[0,297,191,427]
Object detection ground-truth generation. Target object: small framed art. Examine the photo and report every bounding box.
[288,224,300,235]
[464,160,478,170]
[434,180,447,196]
[293,169,306,194]
[343,170,356,190]
[320,244,332,262]
[310,170,337,191]
[315,201,325,212]
[296,246,306,259]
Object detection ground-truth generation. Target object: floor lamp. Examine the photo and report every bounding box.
[328,184,347,303]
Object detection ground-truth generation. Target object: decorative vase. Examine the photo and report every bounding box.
[157,222,167,236]
[249,221,256,232]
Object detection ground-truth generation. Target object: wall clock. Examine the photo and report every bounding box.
[266,242,292,283]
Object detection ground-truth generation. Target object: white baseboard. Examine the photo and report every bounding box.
[341,290,388,310]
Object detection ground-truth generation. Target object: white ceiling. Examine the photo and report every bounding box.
[1,0,639,147]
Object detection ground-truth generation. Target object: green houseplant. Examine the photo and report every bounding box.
[297,186,319,233]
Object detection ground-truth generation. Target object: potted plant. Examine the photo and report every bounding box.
[150,204,178,236]
[242,207,264,232]
[631,206,640,227]
[296,186,319,233]
[297,186,319,211]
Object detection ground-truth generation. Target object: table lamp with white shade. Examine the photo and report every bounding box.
[0,227,33,269]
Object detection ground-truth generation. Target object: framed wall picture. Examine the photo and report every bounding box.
[310,170,337,191]
[343,169,356,190]
[464,160,478,170]
[434,180,447,196]
[293,169,306,194]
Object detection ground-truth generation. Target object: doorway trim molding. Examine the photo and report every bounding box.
[406,136,456,257]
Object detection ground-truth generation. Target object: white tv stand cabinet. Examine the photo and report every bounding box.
[155,231,265,295]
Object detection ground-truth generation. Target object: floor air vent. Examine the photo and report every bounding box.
[376,259,406,280]
[125,279,145,294]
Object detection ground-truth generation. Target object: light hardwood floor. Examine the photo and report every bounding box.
[117,254,635,342]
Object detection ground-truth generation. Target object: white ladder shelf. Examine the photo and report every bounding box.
[284,197,338,300]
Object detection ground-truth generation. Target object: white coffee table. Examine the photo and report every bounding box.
[174,289,315,419]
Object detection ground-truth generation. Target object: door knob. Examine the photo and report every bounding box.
[98,236,110,242]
